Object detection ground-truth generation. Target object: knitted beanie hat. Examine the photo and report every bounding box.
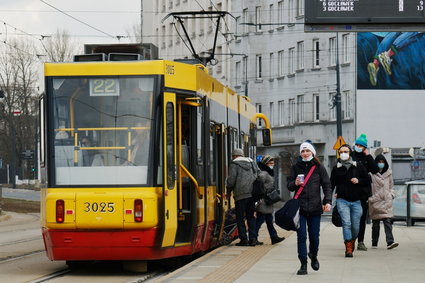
[232,148,244,156]
[300,142,316,156]
[261,155,274,164]
[355,134,368,148]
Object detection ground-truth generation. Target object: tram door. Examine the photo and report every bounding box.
[161,93,177,247]
[175,101,198,243]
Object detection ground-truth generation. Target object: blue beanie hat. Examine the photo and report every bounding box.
[355,134,368,148]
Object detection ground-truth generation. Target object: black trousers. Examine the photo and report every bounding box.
[357,200,368,242]
[372,218,395,245]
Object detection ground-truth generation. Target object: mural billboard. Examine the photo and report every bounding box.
[357,32,425,89]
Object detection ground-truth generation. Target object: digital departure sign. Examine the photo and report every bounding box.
[305,0,425,31]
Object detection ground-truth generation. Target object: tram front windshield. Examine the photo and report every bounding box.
[49,76,156,186]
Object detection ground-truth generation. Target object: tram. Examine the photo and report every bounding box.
[40,44,271,266]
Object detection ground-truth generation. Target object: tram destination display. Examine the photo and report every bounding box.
[305,0,425,31]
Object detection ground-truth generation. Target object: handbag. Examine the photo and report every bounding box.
[275,165,316,231]
[265,188,281,205]
[332,204,342,227]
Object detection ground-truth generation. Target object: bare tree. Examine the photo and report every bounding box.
[126,23,142,43]
[0,39,39,182]
[42,28,81,62]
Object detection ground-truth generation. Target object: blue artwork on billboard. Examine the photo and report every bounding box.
[357,32,425,89]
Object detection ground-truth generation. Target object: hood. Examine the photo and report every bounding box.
[375,154,389,173]
[233,156,254,170]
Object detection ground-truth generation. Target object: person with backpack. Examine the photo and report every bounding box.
[255,155,285,245]
[287,142,332,275]
[226,148,261,246]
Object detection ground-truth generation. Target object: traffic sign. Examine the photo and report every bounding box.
[21,150,35,160]
[333,136,347,150]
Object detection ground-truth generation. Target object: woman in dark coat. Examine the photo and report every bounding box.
[287,142,332,275]
[331,144,371,258]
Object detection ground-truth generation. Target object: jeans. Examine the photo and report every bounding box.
[235,197,256,241]
[255,212,278,239]
[372,218,394,245]
[357,200,368,242]
[296,214,321,260]
[337,198,363,241]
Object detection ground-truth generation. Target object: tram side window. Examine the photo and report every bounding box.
[196,105,204,185]
[209,124,217,185]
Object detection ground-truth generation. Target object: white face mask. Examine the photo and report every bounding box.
[302,155,314,162]
[340,153,350,161]
[269,165,274,170]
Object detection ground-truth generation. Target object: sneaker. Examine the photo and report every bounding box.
[271,236,285,245]
[357,242,368,251]
[387,242,399,249]
[378,51,392,75]
[367,63,379,86]
[235,240,249,246]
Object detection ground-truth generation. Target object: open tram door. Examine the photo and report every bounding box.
[161,92,178,247]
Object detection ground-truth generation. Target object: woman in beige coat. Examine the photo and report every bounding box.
[368,154,399,249]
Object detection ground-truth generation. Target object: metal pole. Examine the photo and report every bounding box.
[335,32,342,138]
[140,0,143,43]
[406,184,412,226]
[11,123,16,189]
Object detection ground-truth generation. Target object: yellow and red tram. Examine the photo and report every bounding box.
[40,52,271,265]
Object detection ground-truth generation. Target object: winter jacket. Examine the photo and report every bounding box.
[351,151,379,200]
[255,162,276,214]
[226,157,259,201]
[368,169,395,220]
[287,159,332,216]
[330,160,370,202]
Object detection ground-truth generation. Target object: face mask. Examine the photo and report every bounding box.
[378,163,385,169]
[354,146,363,153]
[302,155,314,162]
[269,165,274,170]
[340,153,350,161]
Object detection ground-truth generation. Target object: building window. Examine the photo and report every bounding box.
[313,93,320,121]
[235,61,241,86]
[342,33,350,63]
[288,0,294,23]
[329,93,336,121]
[256,55,262,79]
[278,50,284,77]
[278,1,284,26]
[329,37,337,66]
[297,41,304,70]
[269,4,274,28]
[243,56,248,85]
[269,102,274,126]
[256,103,263,127]
[313,39,320,68]
[269,53,274,79]
[289,99,295,125]
[297,0,304,16]
[289,47,295,74]
[343,90,352,119]
[278,100,285,126]
[256,6,262,32]
[243,8,249,34]
[297,95,304,122]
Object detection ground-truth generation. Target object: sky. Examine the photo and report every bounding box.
[1,0,143,47]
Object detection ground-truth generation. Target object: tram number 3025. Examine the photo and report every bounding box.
[83,202,115,213]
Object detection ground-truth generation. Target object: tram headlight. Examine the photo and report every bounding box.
[56,199,65,223]
[134,199,143,222]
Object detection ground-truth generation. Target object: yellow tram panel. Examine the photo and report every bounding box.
[123,191,158,229]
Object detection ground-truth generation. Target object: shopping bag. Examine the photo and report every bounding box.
[332,204,342,227]
[274,199,300,231]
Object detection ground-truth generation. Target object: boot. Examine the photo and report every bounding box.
[297,258,308,275]
[345,240,353,257]
[308,252,320,271]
